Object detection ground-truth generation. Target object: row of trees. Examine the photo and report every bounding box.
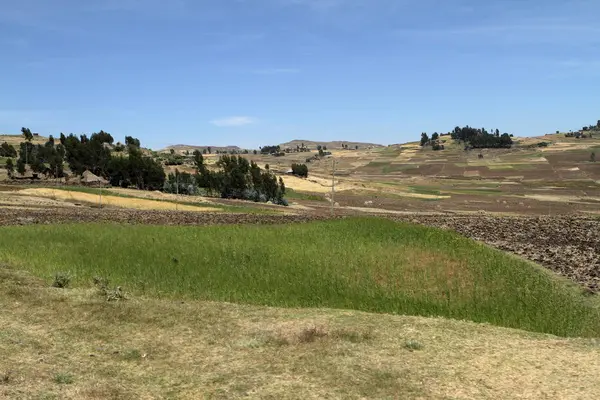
[420,126,513,150]
[5,128,287,205]
[3,128,166,189]
[164,151,287,205]
[59,132,166,190]
[450,126,513,148]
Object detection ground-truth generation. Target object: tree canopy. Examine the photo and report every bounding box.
[450,126,513,148]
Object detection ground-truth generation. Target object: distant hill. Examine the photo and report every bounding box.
[279,139,384,150]
[0,134,48,147]
[161,144,242,154]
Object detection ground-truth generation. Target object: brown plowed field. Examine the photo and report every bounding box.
[0,207,329,227]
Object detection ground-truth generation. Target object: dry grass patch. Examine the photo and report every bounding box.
[1,267,600,399]
[16,188,221,212]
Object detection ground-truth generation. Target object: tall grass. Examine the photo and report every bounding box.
[1,218,598,337]
[284,188,325,202]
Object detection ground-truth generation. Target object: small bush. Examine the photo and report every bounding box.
[291,163,309,178]
[93,276,126,301]
[52,272,72,288]
[105,287,126,302]
[53,373,74,385]
[123,349,142,361]
[403,340,423,351]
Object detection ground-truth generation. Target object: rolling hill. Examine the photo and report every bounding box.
[279,139,384,150]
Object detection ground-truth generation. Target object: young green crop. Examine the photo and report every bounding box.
[1,218,598,337]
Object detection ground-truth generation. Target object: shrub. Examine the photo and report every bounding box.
[53,373,74,385]
[5,158,14,177]
[93,276,126,301]
[403,340,423,351]
[291,163,309,178]
[52,272,72,288]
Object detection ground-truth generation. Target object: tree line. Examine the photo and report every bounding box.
[4,128,287,205]
[163,151,287,205]
[420,126,513,149]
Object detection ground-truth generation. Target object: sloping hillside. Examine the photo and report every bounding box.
[280,139,383,150]
[161,144,242,154]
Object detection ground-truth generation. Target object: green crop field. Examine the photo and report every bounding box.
[1,218,597,337]
[284,188,326,201]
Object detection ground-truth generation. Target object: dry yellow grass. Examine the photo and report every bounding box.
[280,175,332,193]
[16,188,221,212]
[106,187,214,204]
[0,134,48,147]
[1,266,599,399]
[522,193,600,203]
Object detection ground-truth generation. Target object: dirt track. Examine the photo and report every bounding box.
[1,207,598,293]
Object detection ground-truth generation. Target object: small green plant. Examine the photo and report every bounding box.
[106,287,125,302]
[403,340,423,351]
[123,349,142,361]
[52,272,71,289]
[53,373,73,385]
[93,276,126,301]
[591,152,596,163]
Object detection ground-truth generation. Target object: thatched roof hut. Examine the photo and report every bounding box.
[80,170,109,187]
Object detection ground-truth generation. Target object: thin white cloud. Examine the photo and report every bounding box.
[392,24,600,46]
[251,68,300,75]
[210,116,257,127]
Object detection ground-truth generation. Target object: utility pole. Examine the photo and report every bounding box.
[176,171,179,211]
[330,158,336,216]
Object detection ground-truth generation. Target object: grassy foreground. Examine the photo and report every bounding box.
[1,218,598,337]
[2,268,600,400]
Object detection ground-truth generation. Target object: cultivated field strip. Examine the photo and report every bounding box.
[2,207,598,293]
[392,215,600,293]
[0,207,329,226]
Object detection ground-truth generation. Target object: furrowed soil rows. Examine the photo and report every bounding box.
[0,207,330,226]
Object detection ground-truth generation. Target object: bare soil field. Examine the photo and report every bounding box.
[0,206,326,227]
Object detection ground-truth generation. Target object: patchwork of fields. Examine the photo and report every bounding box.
[2,133,600,399]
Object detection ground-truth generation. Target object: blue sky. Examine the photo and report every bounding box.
[1,0,599,149]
